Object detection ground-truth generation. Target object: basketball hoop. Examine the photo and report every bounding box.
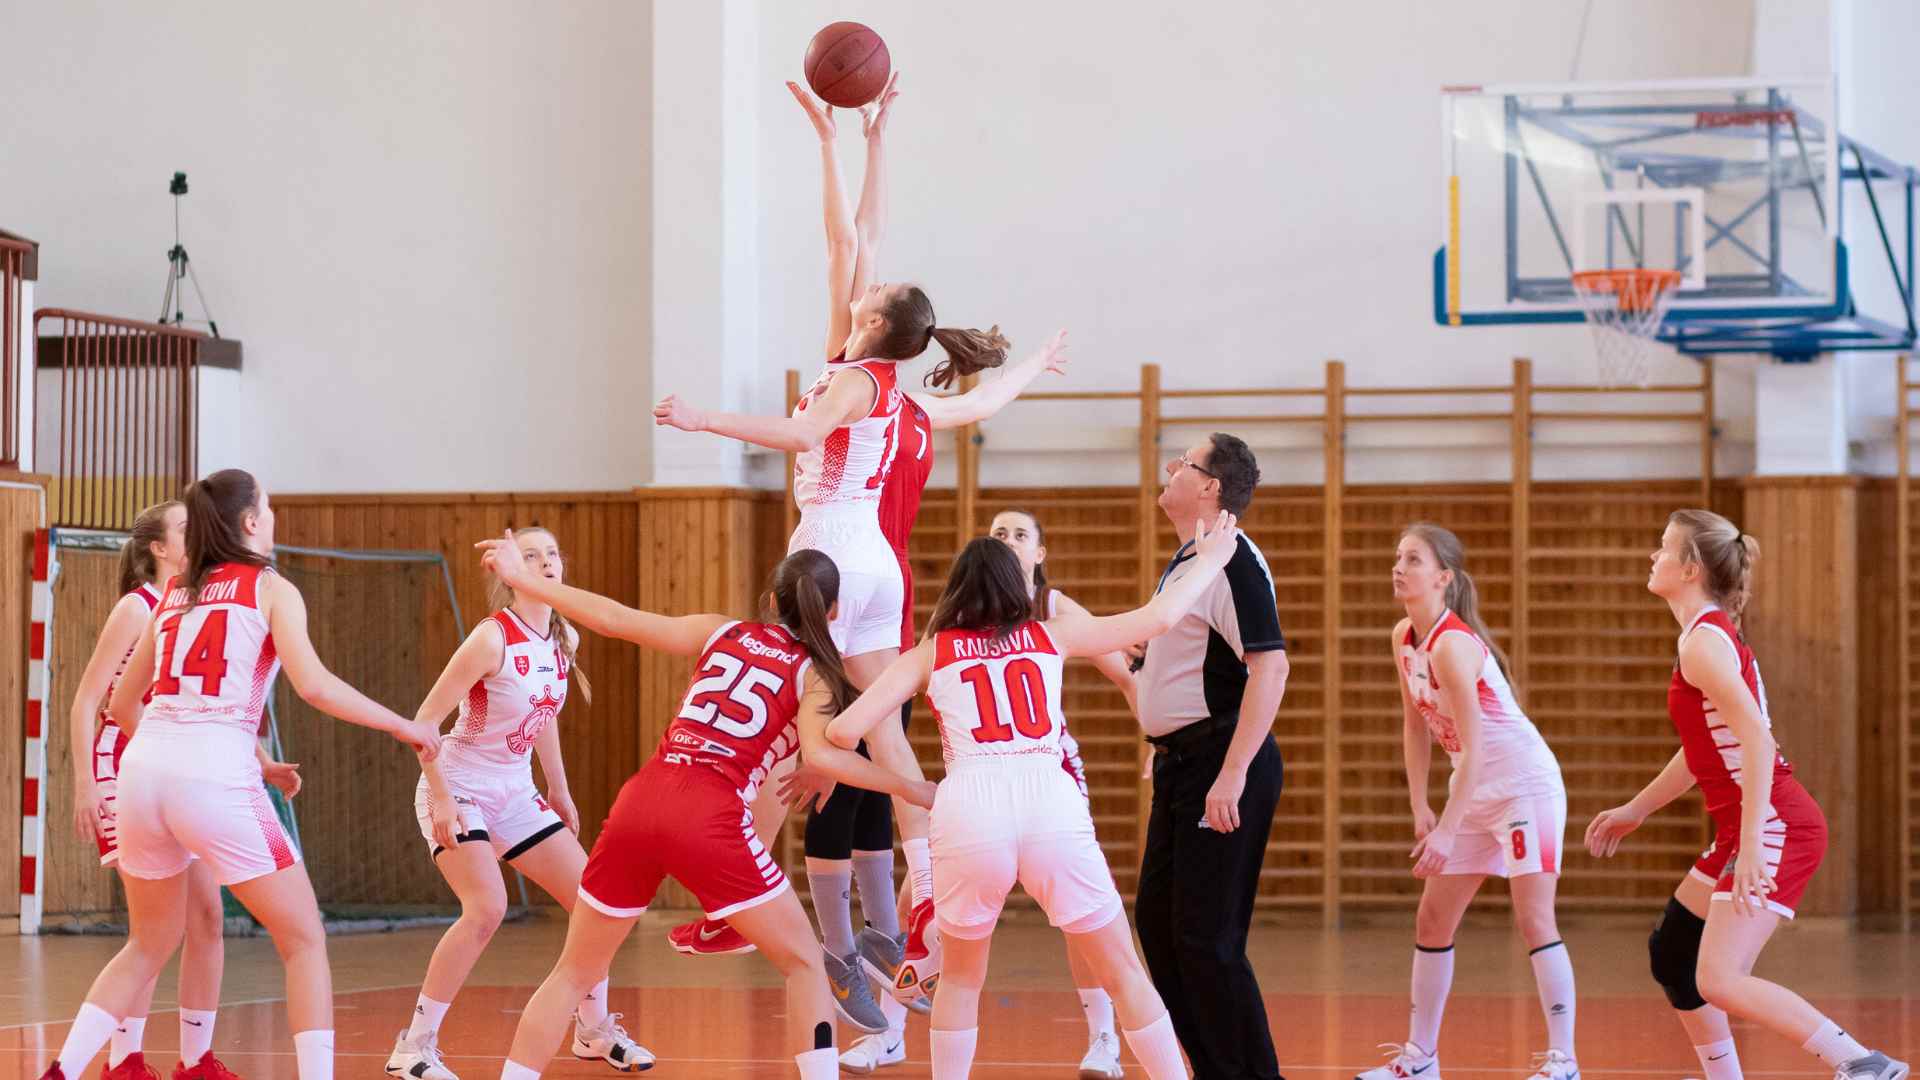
[1570,269,1681,387]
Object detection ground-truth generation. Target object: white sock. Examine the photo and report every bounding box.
[795,1046,839,1079]
[903,838,933,905]
[1803,1020,1870,1069]
[575,979,610,1027]
[930,1027,978,1079]
[1078,988,1115,1040]
[1695,1037,1744,1080]
[406,995,450,1042]
[179,1009,216,1065]
[1409,944,1454,1054]
[880,990,908,1037]
[109,1016,146,1067]
[501,1061,543,1080]
[57,1002,120,1075]
[1529,940,1576,1056]
[292,1028,334,1080]
[1121,1013,1188,1080]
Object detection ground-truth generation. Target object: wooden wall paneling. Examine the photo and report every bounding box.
[1856,479,1902,916]
[1898,354,1916,923]
[41,547,126,919]
[1734,476,1860,917]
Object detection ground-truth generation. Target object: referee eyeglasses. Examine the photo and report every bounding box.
[1175,452,1217,479]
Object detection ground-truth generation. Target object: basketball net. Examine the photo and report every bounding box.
[1570,269,1681,388]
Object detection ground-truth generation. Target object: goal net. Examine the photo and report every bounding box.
[33,535,528,934]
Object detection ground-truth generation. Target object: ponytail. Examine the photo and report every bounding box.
[488,526,592,704]
[772,549,856,711]
[1402,522,1512,678]
[864,284,1011,388]
[1668,509,1759,621]
[182,470,268,609]
[119,500,182,595]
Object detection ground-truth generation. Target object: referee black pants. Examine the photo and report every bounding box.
[1136,723,1284,1080]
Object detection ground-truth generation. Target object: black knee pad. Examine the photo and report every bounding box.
[1647,896,1707,1011]
[851,787,895,853]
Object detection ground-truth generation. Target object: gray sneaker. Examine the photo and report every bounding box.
[825,949,890,1033]
[856,926,905,989]
[1835,1053,1910,1080]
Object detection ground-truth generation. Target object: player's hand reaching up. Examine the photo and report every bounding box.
[1584,803,1646,858]
[777,760,838,811]
[652,394,709,434]
[477,530,532,590]
[262,759,303,799]
[1033,328,1070,377]
[859,71,901,139]
[1192,510,1240,567]
[786,81,836,142]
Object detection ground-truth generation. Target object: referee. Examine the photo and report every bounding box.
[1133,432,1287,1080]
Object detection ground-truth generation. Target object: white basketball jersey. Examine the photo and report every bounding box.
[792,355,903,511]
[443,608,571,773]
[1397,610,1560,797]
[100,583,163,725]
[928,621,1069,765]
[147,564,281,734]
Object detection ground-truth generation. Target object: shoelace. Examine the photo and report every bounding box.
[198,1056,244,1080]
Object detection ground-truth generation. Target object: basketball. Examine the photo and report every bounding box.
[803,21,890,109]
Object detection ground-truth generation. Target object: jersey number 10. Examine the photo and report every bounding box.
[958,658,1053,743]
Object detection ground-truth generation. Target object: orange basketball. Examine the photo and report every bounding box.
[803,21,890,109]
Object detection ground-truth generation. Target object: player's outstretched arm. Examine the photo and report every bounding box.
[850,71,900,303]
[1046,511,1239,659]
[912,329,1069,431]
[787,80,859,361]
[654,360,876,454]
[263,574,442,758]
[477,532,728,655]
[1053,591,1138,714]
[799,667,934,809]
[824,639,933,750]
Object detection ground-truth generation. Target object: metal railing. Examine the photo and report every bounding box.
[1,237,31,469]
[34,309,207,528]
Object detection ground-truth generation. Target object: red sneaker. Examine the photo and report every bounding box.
[891,898,942,1001]
[37,1065,68,1080]
[104,1054,161,1080]
[667,916,756,956]
[172,1052,245,1080]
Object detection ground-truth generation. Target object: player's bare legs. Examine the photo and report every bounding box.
[420,844,511,1006]
[226,863,336,1077]
[1063,916,1188,1079]
[1510,871,1578,1076]
[508,837,644,1067]
[1356,874,1483,1080]
[1667,877,1737,1049]
[727,890,845,1062]
[928,932,992,1078]
[502,906,636,1077]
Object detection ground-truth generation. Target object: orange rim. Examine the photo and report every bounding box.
[1571,269,1682,313]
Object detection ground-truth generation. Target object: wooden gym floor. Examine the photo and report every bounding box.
[1,909,1914,1079]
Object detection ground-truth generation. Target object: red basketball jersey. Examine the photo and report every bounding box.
[656,620,814,800]
[880,394,934,649]
[1668,606,1794,822]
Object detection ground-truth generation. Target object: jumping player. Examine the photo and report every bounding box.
[654,72,1068,1030]
[988,508,1140,1079]
[824,512,1245,1080]
[38,469,443,1080]
[386,527,649,1080]
[477,537,936,1080]
[1359,524,1577,1080]
[1586,511,1908,1080]
[65,500,293,1080]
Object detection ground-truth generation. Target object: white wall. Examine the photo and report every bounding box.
[1,0,651,493]
[714,0,1759,488]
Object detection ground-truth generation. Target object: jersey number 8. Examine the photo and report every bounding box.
[677,652,787,739]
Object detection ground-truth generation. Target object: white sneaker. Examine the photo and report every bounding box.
[1078,1030,1124,1079]
[386,1030,460,1080]
[839,1031,906,1074]
[1528,1050,1579,1080]
[1356,1042,1441,1080]
[572,1013,656,1072]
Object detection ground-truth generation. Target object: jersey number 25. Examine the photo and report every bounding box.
[677,652,786,739]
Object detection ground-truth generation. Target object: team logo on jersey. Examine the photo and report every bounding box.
[507,687,561,754]
[514,655,531,676]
